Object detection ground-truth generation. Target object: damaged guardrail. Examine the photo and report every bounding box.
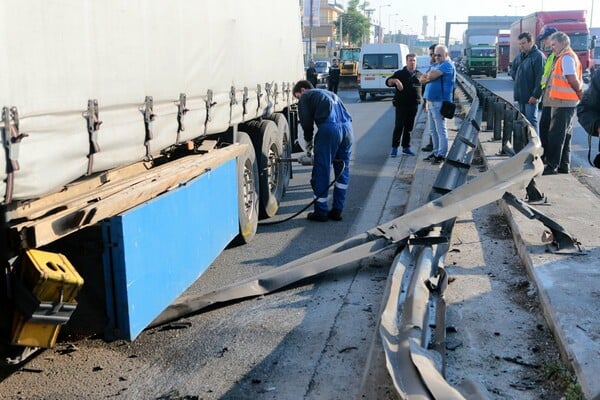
[377,74,582,399]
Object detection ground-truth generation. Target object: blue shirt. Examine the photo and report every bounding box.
[423,60,456,102]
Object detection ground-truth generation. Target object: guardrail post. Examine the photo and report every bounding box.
[501,108,516,155]
[485,96,494,131]
[480,90,489,121]
[493,101,504,141]
[513,118,527,153]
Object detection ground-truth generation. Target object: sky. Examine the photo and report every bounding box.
[348,0,600,40]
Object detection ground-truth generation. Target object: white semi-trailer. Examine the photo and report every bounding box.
[0,0,304,361]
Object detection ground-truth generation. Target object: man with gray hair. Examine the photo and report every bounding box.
[419,44,456,164]
[542,31,583,175]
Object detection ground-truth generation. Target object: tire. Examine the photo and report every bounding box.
[243,119,284,219]
[233,130,259,245]
[359,91,366,101]
[491,71,497,78]
[266,113,292,193]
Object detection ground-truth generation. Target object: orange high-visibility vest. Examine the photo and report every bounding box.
[548,48,582,102]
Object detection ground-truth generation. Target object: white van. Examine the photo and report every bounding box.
[357,43,410,101]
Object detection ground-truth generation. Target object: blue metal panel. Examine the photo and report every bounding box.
[103,159,238,340]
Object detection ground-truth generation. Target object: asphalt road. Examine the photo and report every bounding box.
[0,89,407,400]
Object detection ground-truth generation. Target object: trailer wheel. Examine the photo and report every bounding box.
[266,113,292,193]
[244,119,284,219]
[359,92,366,101]
[233,130,259,244]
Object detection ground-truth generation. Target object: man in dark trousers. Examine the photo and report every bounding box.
[577,66,600,168]
[328,58,341,93]
[422,43,437,151]
[306,61,318,87]
[511,31,545,132]
[293,80,353,222]
[385,53,423,157]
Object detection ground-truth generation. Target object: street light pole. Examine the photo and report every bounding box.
[388,13,399,35]
[309,0,313,61]
[339,14,343,47]
[378,4,391,44]
[590,0,594,29]
[508,4,525,16]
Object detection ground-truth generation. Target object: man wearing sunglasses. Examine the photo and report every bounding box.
[419,45,456,164]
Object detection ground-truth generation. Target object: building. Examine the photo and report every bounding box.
[302,0,344,63]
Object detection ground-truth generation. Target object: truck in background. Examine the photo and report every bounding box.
[338,47,361,88]
[510,10,592,75]
[462,28,498,78]
[590,27,600,73]
[498,31,511,72]
[1,0,304,363]
[449,44,462,61]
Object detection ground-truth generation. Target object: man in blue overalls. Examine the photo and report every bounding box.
[293,80,354,222]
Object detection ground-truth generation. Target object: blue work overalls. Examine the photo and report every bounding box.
[311,93,353,217]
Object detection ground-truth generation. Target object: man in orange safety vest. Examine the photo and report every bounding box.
[542,31,583,175]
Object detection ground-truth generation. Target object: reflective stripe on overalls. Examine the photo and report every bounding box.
[311,93,353,216]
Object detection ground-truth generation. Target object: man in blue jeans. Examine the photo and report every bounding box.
[293,80,354,222]
[511,31,545,133]
[419,45,456,164]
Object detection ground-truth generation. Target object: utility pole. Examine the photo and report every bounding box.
[340,14,343,47]
[309,0,313,61]
[378,4,391,44]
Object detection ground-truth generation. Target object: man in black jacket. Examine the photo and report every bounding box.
[576,69,600,168]
[385,53,423,157]
[306,61,318,87]
[511,32,545,132]
[328,58,341,93]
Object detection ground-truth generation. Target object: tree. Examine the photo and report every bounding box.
[334,0,371,46]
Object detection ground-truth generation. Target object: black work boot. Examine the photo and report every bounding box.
[307,212,328,222]
[328,209,343,221]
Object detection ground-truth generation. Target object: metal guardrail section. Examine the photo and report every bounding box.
[150,73,579,398]
[376,74,579,399]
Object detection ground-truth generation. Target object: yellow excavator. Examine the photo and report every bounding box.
[338,47,360,88]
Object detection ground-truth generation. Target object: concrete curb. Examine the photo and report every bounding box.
[478,130,600,400]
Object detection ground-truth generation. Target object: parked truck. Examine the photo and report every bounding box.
[590,27,600,73]
[449,44,462,61]
[510,10,592,74]
[498,31,511,72]
[0,0,304,363]
[462,28,498,78]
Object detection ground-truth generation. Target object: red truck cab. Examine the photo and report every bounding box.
[510,10,591,73]
[498,32,510,72]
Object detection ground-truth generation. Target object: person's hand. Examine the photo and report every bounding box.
[306,141,314,158]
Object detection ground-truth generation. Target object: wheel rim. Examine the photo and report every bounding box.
[243,157,257,218]
[266,143,280,195]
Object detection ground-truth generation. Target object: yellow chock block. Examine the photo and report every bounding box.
[11,249,84,348]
